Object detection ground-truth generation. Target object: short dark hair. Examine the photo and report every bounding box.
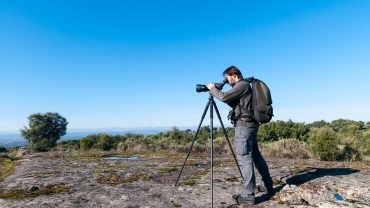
[223,66,243,78]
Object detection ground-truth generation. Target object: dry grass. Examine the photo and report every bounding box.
[260,139,311,159]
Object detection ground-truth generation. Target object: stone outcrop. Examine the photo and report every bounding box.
[0,151,369,207]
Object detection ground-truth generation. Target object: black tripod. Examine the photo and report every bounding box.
[175,93,243,207]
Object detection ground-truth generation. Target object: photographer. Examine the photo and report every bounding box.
[206,66,274,205]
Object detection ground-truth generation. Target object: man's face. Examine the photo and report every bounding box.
[225,74,237,85]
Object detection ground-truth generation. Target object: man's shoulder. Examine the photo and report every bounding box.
[235,79,249,88]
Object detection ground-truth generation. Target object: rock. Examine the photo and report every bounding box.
[15,147,30,158]
[0,152,369,207]
[338,186,370,205]
[279,184,306,205]
[279,182,337,206]
[27,186,39,192]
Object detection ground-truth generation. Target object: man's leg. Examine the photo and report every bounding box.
[235,126,256,199]
[252,129,274,193]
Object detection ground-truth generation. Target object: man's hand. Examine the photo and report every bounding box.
[206,83,215,90]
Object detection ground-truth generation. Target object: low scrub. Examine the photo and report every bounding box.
[0,157,16,183]
[260,138,310,159]
[309,127,341,161]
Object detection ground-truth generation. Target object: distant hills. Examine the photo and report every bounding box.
[0,128,175,148]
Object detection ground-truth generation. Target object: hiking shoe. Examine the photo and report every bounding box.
[257,184,275,196]
[232,194,255,205]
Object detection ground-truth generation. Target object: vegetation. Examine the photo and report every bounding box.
[308,126,341,161]
[0,157,16,183]
[0,146,7,153]
[260,138,310,159]
[20,112,68,152]
[16,118,370,162]
[0,184,70,199]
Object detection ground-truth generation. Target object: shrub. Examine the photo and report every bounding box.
[0,146,7,153]
[338,144,361,161]
[258,120,309,142]
[260,138,310,159]
[308,127,340,161]
[56,140,80,151]
[80,135,99,151]
[96,134,116,151]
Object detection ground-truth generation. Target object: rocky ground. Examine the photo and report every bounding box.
[0,151,369,208]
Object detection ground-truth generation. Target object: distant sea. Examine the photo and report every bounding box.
[0,128,174,148]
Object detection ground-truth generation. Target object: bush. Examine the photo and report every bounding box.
[338,144,361,161]
[258,120,309,142]
[0,146,7,153]
[260,139,310,159]
[20,112,68,152]
[56,140,80,151]
[80,135,99,151]
[309,127,341,161]
[96,134,116,151]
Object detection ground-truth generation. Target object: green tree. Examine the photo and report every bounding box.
[308,120,330,129]
[20,112,68,151]
[330,119,365,135]
[258,120,309,142]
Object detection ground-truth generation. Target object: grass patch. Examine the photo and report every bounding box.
[225,176,239,182]
[94,165,129,173]
[97,171,152,185]
[30,171,55,175]
[178,179,196,186]
[0,158,16,183]
[67,153,105,159]
[0,184,70,199]
[261,139,310,159]
[158,167,178,173]
[177,168,210,186]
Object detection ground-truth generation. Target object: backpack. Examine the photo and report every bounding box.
[245,77,273,124]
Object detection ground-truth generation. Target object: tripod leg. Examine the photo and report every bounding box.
[213,101,244,180]
[175,100,211,186]
[210,100,214,208]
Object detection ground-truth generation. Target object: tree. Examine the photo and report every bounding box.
[258,120,309,142]
[308,120,330,129]
[20,112,68,151]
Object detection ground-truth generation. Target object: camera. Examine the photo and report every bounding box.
[196,78,228,92]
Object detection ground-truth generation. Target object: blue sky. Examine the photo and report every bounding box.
[1,0,369,132]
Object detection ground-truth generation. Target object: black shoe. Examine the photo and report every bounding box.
[256,184,275,196]
[232,194,255,205]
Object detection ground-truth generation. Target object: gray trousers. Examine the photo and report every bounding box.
[235,125,273,197]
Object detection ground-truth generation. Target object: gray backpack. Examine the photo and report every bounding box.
[245,77,273,124]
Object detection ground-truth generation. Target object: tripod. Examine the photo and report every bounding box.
[175,94,243,207]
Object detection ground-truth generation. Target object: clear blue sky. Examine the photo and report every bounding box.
[1,0,369,132]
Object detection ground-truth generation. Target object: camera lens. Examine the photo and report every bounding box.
[196,84,209,92]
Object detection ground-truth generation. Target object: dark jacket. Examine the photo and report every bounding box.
[210,79,257,127]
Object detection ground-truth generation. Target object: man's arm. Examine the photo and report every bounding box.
[207,81,248,104]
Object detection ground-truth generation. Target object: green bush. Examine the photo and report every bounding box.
[309,127,341,161]
[56,140,80,151]
[338,144,361,161]
[308,120,330,129]
[258,120,309,142]
[80,135,99,151]
[0,146,7,153]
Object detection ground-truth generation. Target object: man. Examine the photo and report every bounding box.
[206,66,274,205]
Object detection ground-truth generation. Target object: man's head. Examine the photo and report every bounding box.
[223,66,243,85]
